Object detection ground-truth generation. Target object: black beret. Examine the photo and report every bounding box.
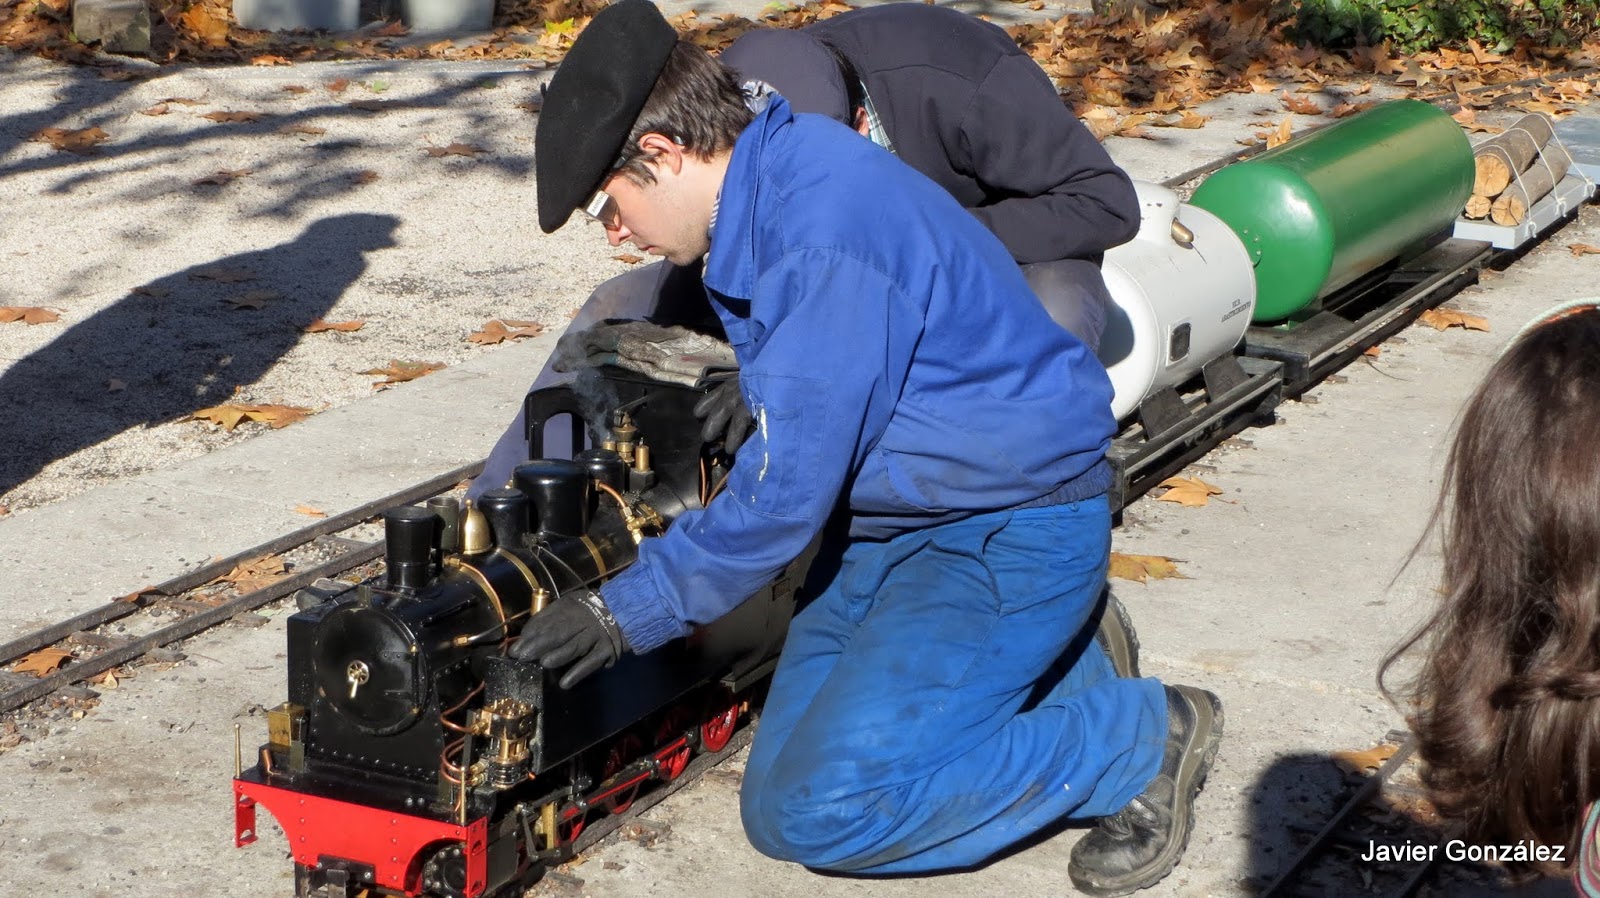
[720,28,851,125]
[535,0,678,234]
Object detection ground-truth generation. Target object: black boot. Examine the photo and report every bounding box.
[1067,684,1223,897]
[1093,588,1141,679]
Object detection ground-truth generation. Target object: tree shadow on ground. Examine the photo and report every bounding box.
[0,212,399,498]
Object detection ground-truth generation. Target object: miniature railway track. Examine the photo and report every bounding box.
[1261,731,1445,898]
[0,463,480,714]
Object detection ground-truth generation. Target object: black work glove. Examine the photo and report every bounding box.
[508,589,628,689]
[694,376,755,456]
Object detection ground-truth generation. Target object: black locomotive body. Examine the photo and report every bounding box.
[234,369,803,898]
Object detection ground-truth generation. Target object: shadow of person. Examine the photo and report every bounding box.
[0,212,400,501]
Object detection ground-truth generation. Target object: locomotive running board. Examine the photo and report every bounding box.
[1243,236,1493,397]
[1107,354,1283,513]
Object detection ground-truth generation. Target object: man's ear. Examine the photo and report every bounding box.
[853,107,869,137]
[637,132,685,175]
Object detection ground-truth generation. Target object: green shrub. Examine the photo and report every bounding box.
[1282,0,1600,53]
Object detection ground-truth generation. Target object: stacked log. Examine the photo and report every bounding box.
[1461,114,1569,226]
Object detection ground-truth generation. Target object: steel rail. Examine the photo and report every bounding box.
[0,461,480,669]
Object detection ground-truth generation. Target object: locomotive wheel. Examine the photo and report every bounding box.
[421,842,469,898]
[560,808,586,845]
[601,734,644,814]
[654,709,693,781]
[700,699,740,754]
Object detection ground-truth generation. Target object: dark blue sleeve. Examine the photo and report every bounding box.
[600,251,914,652]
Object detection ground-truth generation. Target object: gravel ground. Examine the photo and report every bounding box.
[0,49,626,513]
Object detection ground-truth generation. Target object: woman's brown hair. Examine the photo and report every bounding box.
[1381,305,1600,878]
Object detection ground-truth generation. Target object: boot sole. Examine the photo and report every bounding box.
[1074,686,1224,897]
[1095,588,1142,680]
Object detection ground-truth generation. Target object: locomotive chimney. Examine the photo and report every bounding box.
[383,506,439,591]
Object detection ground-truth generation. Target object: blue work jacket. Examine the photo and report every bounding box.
[601,97,1115,653]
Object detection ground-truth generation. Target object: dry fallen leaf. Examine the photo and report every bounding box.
[161,97,205,107]
[1267,116,1293,149]
[370,20,410,37]
[1108,552,1188,583]
[326,79,351,92]
[180,3,229,46]
[293,504,328,518]
[362,360,446,387]
[1331,101,1377,119]
[351,170,381,184]
[191,266,256,283]
[280,123,327,136]
[1155,475,1223,507]
[468,319,546,345]
[1417,308,1490,332]
[251,54,292,66]
[218,555,288,593]
[192,168,253,187]
[614,253,645,265]
[1333,742,1400,775]
[115,586,160,604]
[1280,92,1321,115]
[1569,243,1600,257]
[1363,345,1382,358]
[280,84,311,95]
[12,647,73,677]
[222,290,279,310]
[305,318,365,333]
[32,126,109,154]
[201,111,265,124]
[94,670,120,689]
[191,403,312,431]
[424,142,487,158]
[139,103,171,116]
[0,306,60,325]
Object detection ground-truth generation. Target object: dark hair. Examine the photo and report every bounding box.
[820,38,866,124]
[1380,307,1600,879]
[615,41,754,186]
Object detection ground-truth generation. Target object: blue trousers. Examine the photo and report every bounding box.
[739,498,1166,874]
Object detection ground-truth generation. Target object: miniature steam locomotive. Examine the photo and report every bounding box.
[234,370,808,898]
[232,100,1582,898]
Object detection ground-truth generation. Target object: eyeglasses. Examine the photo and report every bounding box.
[582,189,620,228]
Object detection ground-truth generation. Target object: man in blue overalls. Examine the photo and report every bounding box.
[508,3,1223,894]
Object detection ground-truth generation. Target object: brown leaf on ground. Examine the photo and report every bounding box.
[424,142,487,158]
[180,3,229,46]
[1333,742,1399,775]
[139,103,171,116]
[362,360,445,387]
[251,54,292,66]
[191,266,256,283]
[1267,116,1293,149]
[217,555,288,593]
[1569,243,1600,257]
[222,290,279,310]
[370,21,410,37]
[1363,345,1381,358]
[351,170,381,184]
[94,670,120,689]
[192,168,253,187]
[305,318,365,333]
[161,97,206,106]
[280,84,311,94]
[1280,92,1321,115]
[132,286,169,298]
[99,68,151,82]
[201,111,265,124]
[191,403,312,431]
[614,253,645,264]
[1155,475,1223,507]
[11,647,73,677]
[1417,308,1490,332]
[0,505,9,517]
[1331,101,1377,119]
[293,504,328,518]
[326,78,351,93]
[0,306,60,324]
[280,123,326,136]
[32,126,109,154]
[468,319,545,345]
[115,585,160,603]
[1108,552,1188,583]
